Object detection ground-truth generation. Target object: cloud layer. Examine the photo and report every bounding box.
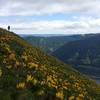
[0,0,100,34]
[0,0,100,16]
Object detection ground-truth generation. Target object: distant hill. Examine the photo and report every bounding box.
[23,34,94,53]
[0,28,99,99]
[52,34,100,83]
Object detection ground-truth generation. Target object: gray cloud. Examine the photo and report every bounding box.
[0,0,100,34]
[1,17,100,34]
[0,0,100,16]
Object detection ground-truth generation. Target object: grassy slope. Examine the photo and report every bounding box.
[0,28,100,100]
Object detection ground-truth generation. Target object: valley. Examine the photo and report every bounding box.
[0,28,99,99]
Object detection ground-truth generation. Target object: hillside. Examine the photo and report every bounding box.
[23,34,93,54]
[52,34,100,83]
[0,28,100,100]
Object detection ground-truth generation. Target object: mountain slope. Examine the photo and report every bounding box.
[0,28,99,100]
[23,34,93,54]
[52,34,100,83]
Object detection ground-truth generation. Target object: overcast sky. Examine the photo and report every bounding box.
[0,0,100,34]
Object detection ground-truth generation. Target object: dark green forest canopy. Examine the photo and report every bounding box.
[23,34,93,54]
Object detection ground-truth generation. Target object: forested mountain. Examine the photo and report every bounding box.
[52,34,100,83]
[0,28,99,99]
[23,34,94,54]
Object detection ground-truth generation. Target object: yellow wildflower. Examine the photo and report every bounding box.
[16,61,20,66]
[56,90,64,100]
[28,62,38,69]
[0,69,2,77]
[79,94,84,98]
[21,55,28,61]
[32,79,37,85]
[9,53,16,60]
[37,90,45,96]
[16,82,25,89]
[26,74,33,82]
[76,97,81,100]
[7,65,12,69]
[68,96,75,100]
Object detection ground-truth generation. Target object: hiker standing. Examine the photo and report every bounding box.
[8,26,10,31]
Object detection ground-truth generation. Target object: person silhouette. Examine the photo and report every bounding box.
[8,26,10,31]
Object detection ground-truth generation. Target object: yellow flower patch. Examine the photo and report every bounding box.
[26,74,33,82]
[0,69,2,77]
[16,82,25,89]
[28,62,38,69]
[56,90,64,100]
